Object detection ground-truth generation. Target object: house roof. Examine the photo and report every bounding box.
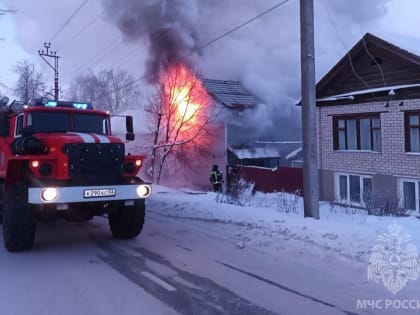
[316,32,420,103]
[371,31,420,57]
[317,83,420,102]
[202,79,260,109]
[286,147,302,161]
[228,146,280,160]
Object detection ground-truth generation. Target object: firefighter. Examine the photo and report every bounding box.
[210,164,223,193]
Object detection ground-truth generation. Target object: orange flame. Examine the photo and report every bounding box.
[162,64,210,124]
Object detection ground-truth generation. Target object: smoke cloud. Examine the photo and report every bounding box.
[102,0,392,142]
[102,0,200,83]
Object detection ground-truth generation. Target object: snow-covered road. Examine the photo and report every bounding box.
[0,190,418,315]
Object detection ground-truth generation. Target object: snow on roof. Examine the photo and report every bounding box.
[229,146,280,159]
[286,147,302,160]
[256,141,302,145]
[317,83,420,101]
[202,79,260,109]
[370,31,420,58]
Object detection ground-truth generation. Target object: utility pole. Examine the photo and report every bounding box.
[300,0,319,219]
[38,42,60,100]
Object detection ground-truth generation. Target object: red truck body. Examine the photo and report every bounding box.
[0,99,151,252]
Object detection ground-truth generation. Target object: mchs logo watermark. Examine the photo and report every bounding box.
[367,222,419,295]
[358,223,420,310]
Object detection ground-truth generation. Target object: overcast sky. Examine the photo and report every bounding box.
[0,0,420,105]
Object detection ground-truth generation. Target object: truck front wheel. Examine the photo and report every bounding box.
[109,199,145,239]
[3,183,37,252]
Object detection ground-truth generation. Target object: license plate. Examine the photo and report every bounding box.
[83,188,116,198]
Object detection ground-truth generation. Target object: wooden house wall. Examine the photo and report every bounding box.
[316,35,420,103]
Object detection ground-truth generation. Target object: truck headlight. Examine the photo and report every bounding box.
[136,185,151,198]
[41,188,58,202]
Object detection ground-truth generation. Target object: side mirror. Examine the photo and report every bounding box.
[126,115,135,141]
[0,112,10,136]
[126,133,135,141]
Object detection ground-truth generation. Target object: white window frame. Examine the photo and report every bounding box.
[334,172,372,207]
[14,113,24,138]
[399,178,420,213]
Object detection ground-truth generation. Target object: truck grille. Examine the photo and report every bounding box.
[62,143,125,185]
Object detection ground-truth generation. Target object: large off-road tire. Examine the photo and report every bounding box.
[3,183,37,252]
[109,199,145,239]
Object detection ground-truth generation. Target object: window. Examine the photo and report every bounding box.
[15,115,23,136]
[333,114,381,151]
[27,112,71,133]
[74,114,109,135]
[336,173,372,206]
[405,112,420,152]
[400,179,420,212]
[25,112,109,135]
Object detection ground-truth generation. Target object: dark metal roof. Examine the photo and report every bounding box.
[202,78,260,109]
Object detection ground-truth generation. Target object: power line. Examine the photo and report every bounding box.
[89,74,147,104]
[90,38,129,69]
[49,0,89,42]
[58,9,104,51]
[76,28,169,74]
[70,0,293,99]
[198,0,290,50]
[113,46,143,68]
[110,29,171,69]
[325,5,371,89]
[361,35,386,86]
[68,1,290,77]
[69,36,123,77]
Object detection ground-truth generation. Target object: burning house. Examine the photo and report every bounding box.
[146,74,302,192]
[103,0,302,191]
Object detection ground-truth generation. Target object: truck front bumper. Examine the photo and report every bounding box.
[28,184,151,205]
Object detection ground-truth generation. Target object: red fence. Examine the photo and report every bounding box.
[228,165,303,194]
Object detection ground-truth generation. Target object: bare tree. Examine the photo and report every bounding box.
[146,63,217,184]
[68,71,100,104]
[13,60,46,103]
[68,68,141,113]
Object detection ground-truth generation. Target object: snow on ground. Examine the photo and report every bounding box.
[149,185,420,262]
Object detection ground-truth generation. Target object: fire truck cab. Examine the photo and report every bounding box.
[0,97,151,252]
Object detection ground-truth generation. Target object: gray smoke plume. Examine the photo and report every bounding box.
[102,0,201,83]
[102,0,392,143]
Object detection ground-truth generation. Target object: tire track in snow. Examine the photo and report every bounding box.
[216,261,359,315]
[94,240,279,315]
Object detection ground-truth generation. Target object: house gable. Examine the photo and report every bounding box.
[316,33,420,106]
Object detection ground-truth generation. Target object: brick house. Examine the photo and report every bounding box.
[317,32,420,212]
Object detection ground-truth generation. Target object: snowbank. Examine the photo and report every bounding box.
[149,186,420,262]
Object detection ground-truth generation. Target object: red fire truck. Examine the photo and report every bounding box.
[0,97,151,252]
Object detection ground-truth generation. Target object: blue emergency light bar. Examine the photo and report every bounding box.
[43,100,93,110]
[45,101,58,107]
[73,103,89,110]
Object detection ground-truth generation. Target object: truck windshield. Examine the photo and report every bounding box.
[74,114,109,135]
[27,112,109,135]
